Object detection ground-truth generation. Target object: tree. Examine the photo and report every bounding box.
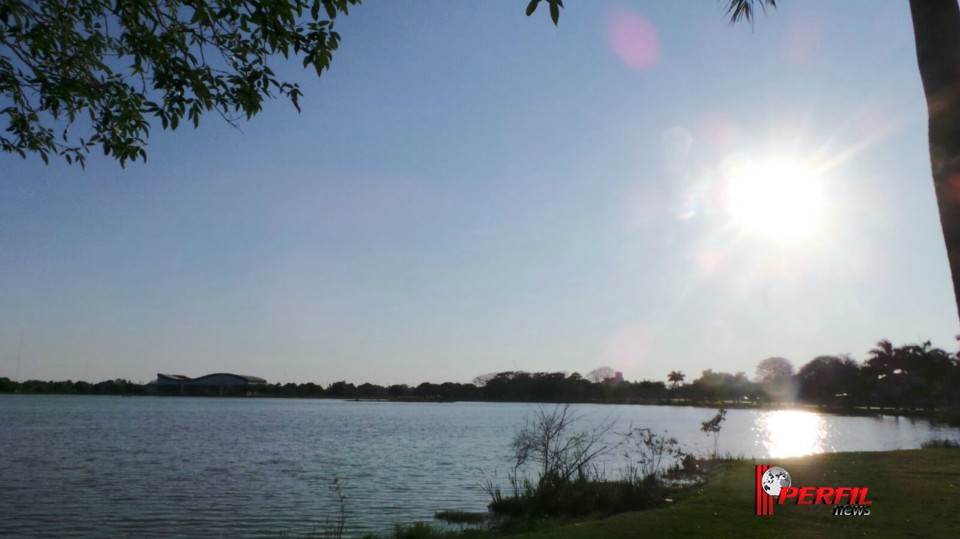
[326,380,356,397]
[699,407,727,457]
[0,0,360,166]
[796,354,860,406]
[754,357,794,384]
[755,357,796,402]
[586,366,616,383]
[510,403,614,488]
[909,0,960,325]
[667,370,686,389]
[472,372,497,387]
[863,339,916,409]
[864,339,960,409]
[864,339,898,379]
[687,369,761,404]
[897,340,956,408]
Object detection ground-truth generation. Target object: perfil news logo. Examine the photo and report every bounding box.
[755,464,873,516]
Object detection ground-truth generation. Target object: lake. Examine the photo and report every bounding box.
[2,395,958,537]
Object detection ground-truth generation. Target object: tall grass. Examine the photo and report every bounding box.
[280,478,349,539]
[921,438,960,449]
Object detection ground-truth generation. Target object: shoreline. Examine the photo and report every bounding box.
[2,390,953,424]
[504,447,960,538]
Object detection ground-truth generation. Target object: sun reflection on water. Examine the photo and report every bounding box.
[755,410,831,458]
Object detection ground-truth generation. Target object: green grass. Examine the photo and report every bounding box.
[505,448,960,538]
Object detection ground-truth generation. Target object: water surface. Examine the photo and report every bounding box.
[1,395,957,537]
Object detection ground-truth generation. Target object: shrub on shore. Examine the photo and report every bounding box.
[483,404,703,520]
[488,474,664,518]
[921,438,960,449]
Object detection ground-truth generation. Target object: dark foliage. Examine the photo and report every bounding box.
[3,338,959,424]
[1,0,360,166]
[488,475,663,518]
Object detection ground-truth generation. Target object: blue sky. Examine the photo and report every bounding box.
[1,0,957,385]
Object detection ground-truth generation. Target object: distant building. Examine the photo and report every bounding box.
[156,373,267,395]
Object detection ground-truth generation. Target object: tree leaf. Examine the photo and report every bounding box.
[526,0,540,17]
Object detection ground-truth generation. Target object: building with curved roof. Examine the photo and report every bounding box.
[156,373,267,395]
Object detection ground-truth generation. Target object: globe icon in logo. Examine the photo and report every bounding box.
[761,467,791,496]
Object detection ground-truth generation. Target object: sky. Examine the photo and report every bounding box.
[1,0,958,386]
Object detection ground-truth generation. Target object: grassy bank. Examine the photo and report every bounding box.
[505,448,960,538]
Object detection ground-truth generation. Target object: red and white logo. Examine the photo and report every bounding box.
[755,464,872,516]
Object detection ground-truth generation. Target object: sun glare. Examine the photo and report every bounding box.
[756,410,830,458]
[724,157,825,241]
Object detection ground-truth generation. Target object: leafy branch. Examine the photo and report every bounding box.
[0,0,360,167]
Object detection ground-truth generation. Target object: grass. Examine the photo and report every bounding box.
[504,448,960,538]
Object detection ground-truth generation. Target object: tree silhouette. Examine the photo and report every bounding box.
[909,0,960,325]
[667,370,686,389]
[863,339,959,410]
[586,366,616,384]
[700,407,727,457]
[723,0,778,24]
[796,355,860,406]
[755,357,796,402]
[865,339,897,379]
[754,357,794,383]
[686,369,762,404]
[864,339,918,409]
[0,0,360,166]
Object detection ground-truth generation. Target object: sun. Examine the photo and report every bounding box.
[723,156,825,241]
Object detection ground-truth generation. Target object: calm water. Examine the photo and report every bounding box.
[2,395,959,538]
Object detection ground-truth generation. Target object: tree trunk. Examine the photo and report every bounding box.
[909,0,960,326]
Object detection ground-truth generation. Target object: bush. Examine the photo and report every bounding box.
[620,427,685,484]
[510,404,614,488]
[488,475,663,518]
[921,438,960,449]
[486,404,682,519]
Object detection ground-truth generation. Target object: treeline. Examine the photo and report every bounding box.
[2,339,959,417]
[0,377,145,395]
[795,340,960,411]
[666,339,960,415]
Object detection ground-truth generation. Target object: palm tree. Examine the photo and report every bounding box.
[722,0,778,24]
[530,0,960,324]
[667,370,686,389]
[866,339,897,378]
[865,339,913,410]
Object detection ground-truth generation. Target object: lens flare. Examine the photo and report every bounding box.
[608,11,660,70]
